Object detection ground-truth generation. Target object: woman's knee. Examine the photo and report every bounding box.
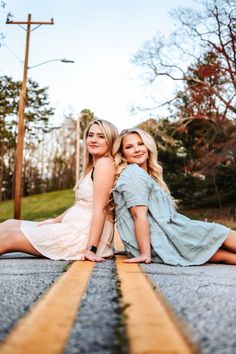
[209,249,236,265]
[222,230,236,252]
[0,229,41,256]
[209,250,226,263]
[0,229,23,253]
[0,219,21,230]
[0,230,12,253]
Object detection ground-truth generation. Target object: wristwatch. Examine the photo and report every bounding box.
[86,245,97,253]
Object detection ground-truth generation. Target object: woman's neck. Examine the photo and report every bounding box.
[92,156,98,166]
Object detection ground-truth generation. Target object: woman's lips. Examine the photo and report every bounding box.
[133,153,144,158]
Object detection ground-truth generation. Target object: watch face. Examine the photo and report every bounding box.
[87,245,97,253]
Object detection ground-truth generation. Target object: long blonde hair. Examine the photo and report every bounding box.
[81,119,119,177]
[112,128,172,197]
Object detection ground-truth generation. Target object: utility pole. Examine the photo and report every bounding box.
[76,115,81,186]
[6,14,54,219]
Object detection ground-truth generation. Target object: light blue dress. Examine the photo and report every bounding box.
[112,164,229,266]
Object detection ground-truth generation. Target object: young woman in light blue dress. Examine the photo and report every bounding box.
[112,128,236,265]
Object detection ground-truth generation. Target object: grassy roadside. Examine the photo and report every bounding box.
[0,189,74,222]
[181,208,236,230]
[0,190,235,230]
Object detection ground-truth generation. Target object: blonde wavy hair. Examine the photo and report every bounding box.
[112,128,172,197]
[81,119,119,178]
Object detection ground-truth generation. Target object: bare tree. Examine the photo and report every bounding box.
[132,0,236,118]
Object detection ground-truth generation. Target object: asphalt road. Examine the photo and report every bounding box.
[0,254,127,354]
[1,253,236,354]
[142,262,236,354]
[0,253,68,341]
[64,260,127,354]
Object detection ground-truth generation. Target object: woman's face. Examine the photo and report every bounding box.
[122,133,148,170]
[86,123,109,159]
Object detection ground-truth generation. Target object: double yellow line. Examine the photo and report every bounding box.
[0,262,94,354]
[116,256,196,354]
[0,256,196,354]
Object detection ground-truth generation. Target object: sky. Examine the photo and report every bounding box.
[1,0,198,131]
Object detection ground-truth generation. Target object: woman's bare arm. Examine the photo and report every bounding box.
[83,157,115,262]
[124,205,151,264]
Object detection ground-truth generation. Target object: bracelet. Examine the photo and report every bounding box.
[86,245,97,253]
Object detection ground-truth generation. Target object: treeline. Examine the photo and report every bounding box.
[133,0,236,208]
[0,75,93,201]
[1,0,236,209]
[138,117,236,208]
[0,72,235,208]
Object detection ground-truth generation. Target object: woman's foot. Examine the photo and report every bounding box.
[81,250,105,262]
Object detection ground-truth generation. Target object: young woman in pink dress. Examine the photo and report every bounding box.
[0,119,118,262]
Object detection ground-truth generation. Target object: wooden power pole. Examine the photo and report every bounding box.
[76,115,81,186]
[6,14,54,219]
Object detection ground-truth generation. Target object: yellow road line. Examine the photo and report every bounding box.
[116,255,197,354]
[0,261,94,354]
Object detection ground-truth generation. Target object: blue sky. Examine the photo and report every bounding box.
[1,0,198,130]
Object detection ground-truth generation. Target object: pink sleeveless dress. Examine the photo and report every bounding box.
[20,171,114,260]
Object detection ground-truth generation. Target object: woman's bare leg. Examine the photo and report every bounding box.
[209,249,236,265]
[221,230,236,252]
[0,229,42,257]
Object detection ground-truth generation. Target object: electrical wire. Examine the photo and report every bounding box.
[41,0,54,19]
[2,42,24,64]
[0,66,7,75]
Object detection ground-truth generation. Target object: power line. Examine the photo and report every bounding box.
[3,42,24,64]
[41,0,54,19]
[0,66,7,75]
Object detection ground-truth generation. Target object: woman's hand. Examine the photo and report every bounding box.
[123,255,151,264]
[81,250,105,262]
[37,218,57,227]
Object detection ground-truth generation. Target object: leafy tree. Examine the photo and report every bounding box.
[172,50,236,206]
[0,75,54,200]
[0,75,54,140]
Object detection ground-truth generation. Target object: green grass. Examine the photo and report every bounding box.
[0,189,74,222]
[181,209,236,230]
[0,190,235,230]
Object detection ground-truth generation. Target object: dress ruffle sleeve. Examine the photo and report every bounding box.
[113,164,151,208]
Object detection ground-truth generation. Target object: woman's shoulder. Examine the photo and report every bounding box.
[94,157,115,179]
[114,164,153,194]
[121,163,148,178]
[95,156,115,169]
[116,164,151,187]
